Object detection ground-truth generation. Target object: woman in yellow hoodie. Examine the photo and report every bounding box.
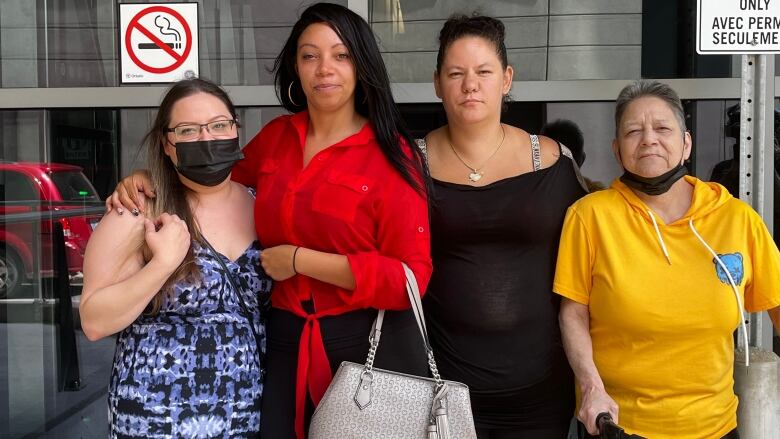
[554,80,780,439]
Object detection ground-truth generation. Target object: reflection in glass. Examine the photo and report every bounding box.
[1,109,111,438]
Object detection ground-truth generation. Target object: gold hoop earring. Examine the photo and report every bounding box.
[287,82,300,106]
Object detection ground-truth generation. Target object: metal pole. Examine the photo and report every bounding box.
[756,54,776,350]
[735,53,779,439]
[739,54,776,349]
[738,54,756,350]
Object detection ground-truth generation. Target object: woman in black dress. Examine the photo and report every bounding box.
[419,15,587,438]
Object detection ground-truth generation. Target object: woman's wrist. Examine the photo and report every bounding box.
[579,375,606,394]
[292,246,301,274]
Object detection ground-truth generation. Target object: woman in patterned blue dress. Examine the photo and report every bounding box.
[80,78,272,438]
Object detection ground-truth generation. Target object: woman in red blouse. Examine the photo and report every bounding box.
[108,3,432,438]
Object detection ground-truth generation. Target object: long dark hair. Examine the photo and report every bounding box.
[273,2,428,196]
[143,77,238,313]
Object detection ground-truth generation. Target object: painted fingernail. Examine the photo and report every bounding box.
[132,208,139,216]
[117,208,124,215]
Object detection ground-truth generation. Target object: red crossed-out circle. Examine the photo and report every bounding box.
[125,6,193,74]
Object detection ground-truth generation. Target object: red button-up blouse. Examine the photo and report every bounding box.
[232,111,432,438]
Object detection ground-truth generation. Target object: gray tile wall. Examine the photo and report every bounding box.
[372,0,642,82]
[549,0,641,15]
[0,0,39,87]
[371,0,548,22]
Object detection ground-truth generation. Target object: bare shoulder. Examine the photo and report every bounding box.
[502,125,560,168]
[536,134,562,167]
[423,126,448,146]
[419,125,449,160]
[536,134,562,158]
[502,124,527,144]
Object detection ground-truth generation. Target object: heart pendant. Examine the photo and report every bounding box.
[468,172,482,182]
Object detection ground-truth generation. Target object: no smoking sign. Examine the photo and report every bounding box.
[120,3,198,83]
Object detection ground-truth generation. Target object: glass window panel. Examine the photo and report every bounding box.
[45,0,117,87]
[1,108,120,439]
[0,0,347,88]
[545,101,622,185]
[1,108,47,439]
[50,110,119,200]
[48,171,100,202]
[369,0,765,81]
[0,171,38,202]
[1,111,46,162]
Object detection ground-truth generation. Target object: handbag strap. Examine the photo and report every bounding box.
[364,263,443,390]
[201,239,264,363]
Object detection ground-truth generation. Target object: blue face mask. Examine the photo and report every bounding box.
[174,137,243,186]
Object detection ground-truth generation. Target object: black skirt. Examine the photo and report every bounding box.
[259,306,429,439]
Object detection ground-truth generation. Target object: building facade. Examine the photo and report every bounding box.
[0,0,778,437]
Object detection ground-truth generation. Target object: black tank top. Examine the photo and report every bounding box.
[422,135,586,427]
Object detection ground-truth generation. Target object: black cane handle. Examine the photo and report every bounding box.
[595,412,646,439]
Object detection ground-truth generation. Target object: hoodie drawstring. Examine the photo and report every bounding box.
[647,210,672,265]
[688,219,750,367]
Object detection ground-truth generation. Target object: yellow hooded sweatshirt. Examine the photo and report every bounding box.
[554,175,780,439]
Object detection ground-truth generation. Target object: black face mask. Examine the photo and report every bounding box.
[174,138,243,186]
[620,162,688,196]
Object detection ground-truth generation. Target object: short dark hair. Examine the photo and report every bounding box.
[273,2,427,196]
[541,119,585,167]
[615,80,686,136]
[436,14,508,73]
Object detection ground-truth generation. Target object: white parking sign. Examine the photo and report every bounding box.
[120,3,199,83]
[697,0,780,54]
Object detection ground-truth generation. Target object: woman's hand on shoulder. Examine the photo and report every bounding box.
[144,213,190,272]
[106,169,155,215]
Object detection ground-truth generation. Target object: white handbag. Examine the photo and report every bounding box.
[308,264,477,439]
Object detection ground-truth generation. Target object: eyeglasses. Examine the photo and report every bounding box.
[165,119,237,141]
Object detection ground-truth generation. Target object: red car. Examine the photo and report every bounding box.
[0,162,102,298]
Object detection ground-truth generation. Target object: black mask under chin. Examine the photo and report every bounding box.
[174,138,243,187]
[620,162,688,196]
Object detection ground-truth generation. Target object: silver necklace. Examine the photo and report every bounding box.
[447,125,506,182]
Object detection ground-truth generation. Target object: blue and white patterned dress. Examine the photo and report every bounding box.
[108,240,272,439]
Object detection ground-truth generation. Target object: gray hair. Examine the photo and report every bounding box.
[614,80,687,136]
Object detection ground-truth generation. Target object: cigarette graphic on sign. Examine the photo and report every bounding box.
[138,43,181,49]
[138,15,182,50]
